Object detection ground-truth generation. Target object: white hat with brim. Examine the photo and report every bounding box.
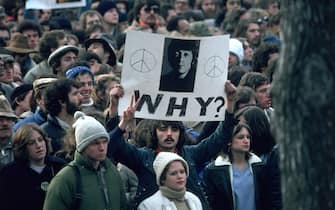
[47,45,79,66]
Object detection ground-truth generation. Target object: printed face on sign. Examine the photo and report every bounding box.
[175,50,193,78]
[159,38,200,92]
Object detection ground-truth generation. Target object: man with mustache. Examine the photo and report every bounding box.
[41,79,82,154]
[0,95,17,170]
[108,90,236,209]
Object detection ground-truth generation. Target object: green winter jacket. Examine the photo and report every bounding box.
[43,151,127,210]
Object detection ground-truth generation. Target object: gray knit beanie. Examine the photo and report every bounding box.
[73,111,110,152]
[153,152,189,186]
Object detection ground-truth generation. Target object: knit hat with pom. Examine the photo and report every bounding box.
[73,111,110,152]
[153,152,189,186]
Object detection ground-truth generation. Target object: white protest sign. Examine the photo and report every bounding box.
[26,0,86,9]
[119,30,229,121]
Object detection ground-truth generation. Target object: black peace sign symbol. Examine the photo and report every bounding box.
[204,56,226,78]
[130,49,157,73]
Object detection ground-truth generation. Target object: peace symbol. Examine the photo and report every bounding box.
[130,49,157,73]
[204,56,226,78]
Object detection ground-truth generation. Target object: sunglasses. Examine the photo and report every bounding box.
[257,16,269,24]
[144,6,160,14]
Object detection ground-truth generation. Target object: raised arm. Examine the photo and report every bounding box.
[185,81,237,165]
[105,84,124,131]
[107,96,146,173]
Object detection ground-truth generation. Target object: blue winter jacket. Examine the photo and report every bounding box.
[13,108,47,132]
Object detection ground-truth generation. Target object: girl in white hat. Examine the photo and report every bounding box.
[138,152,202,210]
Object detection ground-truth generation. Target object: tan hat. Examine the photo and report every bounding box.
[33,78,58,92]
[0,95,17,119]
[5,33,37,54]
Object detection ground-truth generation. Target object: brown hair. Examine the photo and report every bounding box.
[13,123,52,163]
[92,74,120,111]
[79,10,103,30]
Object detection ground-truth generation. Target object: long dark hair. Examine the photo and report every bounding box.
[227,123,252,162]
[235,106,276,155]
[150,120,190,151]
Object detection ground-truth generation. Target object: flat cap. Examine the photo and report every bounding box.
[33,78,58,92]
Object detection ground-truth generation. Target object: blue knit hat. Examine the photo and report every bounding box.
[65,66,94,80]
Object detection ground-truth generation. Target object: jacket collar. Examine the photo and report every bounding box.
[74,151,109,171]
[214,153,262,166]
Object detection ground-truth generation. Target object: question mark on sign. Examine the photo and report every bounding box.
[214,96,225,118]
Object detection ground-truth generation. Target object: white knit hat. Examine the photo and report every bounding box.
[73,111,110,152]
[153,152,189,186]
[229,38,244,63]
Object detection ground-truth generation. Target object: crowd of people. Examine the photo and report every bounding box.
[0,0,282,210]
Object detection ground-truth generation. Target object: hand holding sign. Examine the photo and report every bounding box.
[106,84,124,117]
[224,80,236,113]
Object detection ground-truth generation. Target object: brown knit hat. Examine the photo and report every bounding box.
[0,95,17,119]
[5,33,37,54]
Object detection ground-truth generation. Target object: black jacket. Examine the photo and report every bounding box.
[204,153,267,210]
[261,145,283,210]
[0,156,65,210]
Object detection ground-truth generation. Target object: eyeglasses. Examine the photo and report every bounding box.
[257,16,269,24]
[144,6,160,14]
